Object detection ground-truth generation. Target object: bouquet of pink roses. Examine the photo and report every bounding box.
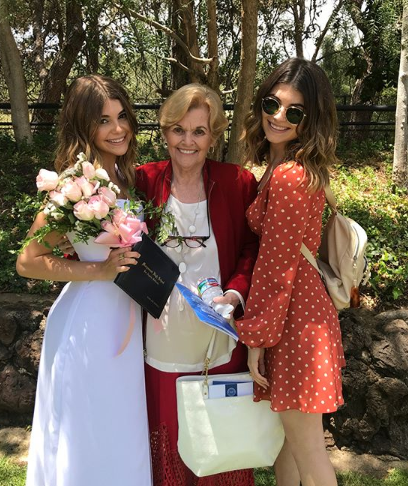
[21,153,147,250]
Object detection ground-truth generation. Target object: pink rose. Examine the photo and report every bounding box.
[82,161,96,179]
[98,186,117,207]
[61,179,82,202]
[49,190,68,207]
[75,176,97,198]
[73,200,95,221]
[88,195,110,220]
[36,169,59,191]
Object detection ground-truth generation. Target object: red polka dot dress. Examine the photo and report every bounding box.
[237,162,345,414]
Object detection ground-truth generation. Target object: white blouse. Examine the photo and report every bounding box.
[145,195,236,372]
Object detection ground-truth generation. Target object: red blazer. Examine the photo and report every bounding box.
[135,159,259,304]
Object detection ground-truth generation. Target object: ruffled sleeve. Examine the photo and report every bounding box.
[237,162,313,348]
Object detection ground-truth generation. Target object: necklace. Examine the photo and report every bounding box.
[171,178,204,235]
[188,183,204,235]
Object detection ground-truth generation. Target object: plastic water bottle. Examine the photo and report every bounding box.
[197,277,234,319]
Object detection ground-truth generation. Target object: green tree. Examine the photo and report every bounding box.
[0,0,32,144]
[344,0,402,138]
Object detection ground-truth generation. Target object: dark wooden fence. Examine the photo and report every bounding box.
[0,102,396,140]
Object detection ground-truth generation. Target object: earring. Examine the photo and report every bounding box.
[209,146,214,154]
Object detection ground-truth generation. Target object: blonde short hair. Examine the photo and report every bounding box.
[159,83,228,143]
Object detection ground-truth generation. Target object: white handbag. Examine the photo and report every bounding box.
[176,332,285,477]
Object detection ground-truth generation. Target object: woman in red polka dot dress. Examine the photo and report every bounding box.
[237,58,345,486]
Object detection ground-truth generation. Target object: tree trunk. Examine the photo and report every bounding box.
[226,0,258,165]
[291,0,305,58]
[31,0,85,128]
[206,0,219,92]
[171,0,206,88]
[344,0,373,142]
[170,0,190,89]
[30,0,48,82]
[0,0,33,144]
[393,1,408,189]
[85,4,103,74]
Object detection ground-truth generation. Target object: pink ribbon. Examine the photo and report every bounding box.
[116,300,136,356]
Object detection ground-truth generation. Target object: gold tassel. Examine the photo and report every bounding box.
[350,286,360,308]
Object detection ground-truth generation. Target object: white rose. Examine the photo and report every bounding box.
[95,168,110,181]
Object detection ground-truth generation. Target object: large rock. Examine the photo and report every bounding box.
[0,307,18,345]
[0,294,54,425]
[14,329,43,375]
[327,309,408,459]
[0,365,36,413]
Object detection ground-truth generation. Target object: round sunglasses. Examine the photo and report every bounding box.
[261,96,306,126]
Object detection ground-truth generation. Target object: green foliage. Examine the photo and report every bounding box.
[337,468,408,486]
[344,0,402,102]
[137,132,168,165]
[0,132,58,293]
[0,458,26,486]
[254,467,277,485]
[332,145,408,306]
[253,467,408,486]
[321,34,357,98]
[0,193,55,294]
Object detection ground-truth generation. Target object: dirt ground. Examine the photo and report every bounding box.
[1,426,408,478]
[0,427,30,466]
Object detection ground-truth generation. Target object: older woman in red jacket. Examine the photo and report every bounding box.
[135,83,258,486]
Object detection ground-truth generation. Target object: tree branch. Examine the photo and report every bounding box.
[163,57,192,73]
[312,0,345,62]
[116,3,214,65]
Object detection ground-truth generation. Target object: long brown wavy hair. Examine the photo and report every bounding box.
[54,74,138,190]
[243,58,338,192]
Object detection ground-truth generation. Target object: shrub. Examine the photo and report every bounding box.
[330,156,408,307]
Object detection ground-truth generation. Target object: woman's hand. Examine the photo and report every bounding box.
[212,292,240,319]
[248,347,269,390]
[99,246,140,280]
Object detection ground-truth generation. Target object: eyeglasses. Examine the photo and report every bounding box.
[161,199,211,249]
[161,235,210,249]
[261,96,306,126]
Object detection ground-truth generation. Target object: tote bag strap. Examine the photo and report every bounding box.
[202,329,217,397]
[300,242,323,277]
[203,329,217,374]
[301,183,337,274]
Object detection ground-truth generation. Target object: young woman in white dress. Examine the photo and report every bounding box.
[16,75,152,486]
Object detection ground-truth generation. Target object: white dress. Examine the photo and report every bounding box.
[26,204,152,486]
